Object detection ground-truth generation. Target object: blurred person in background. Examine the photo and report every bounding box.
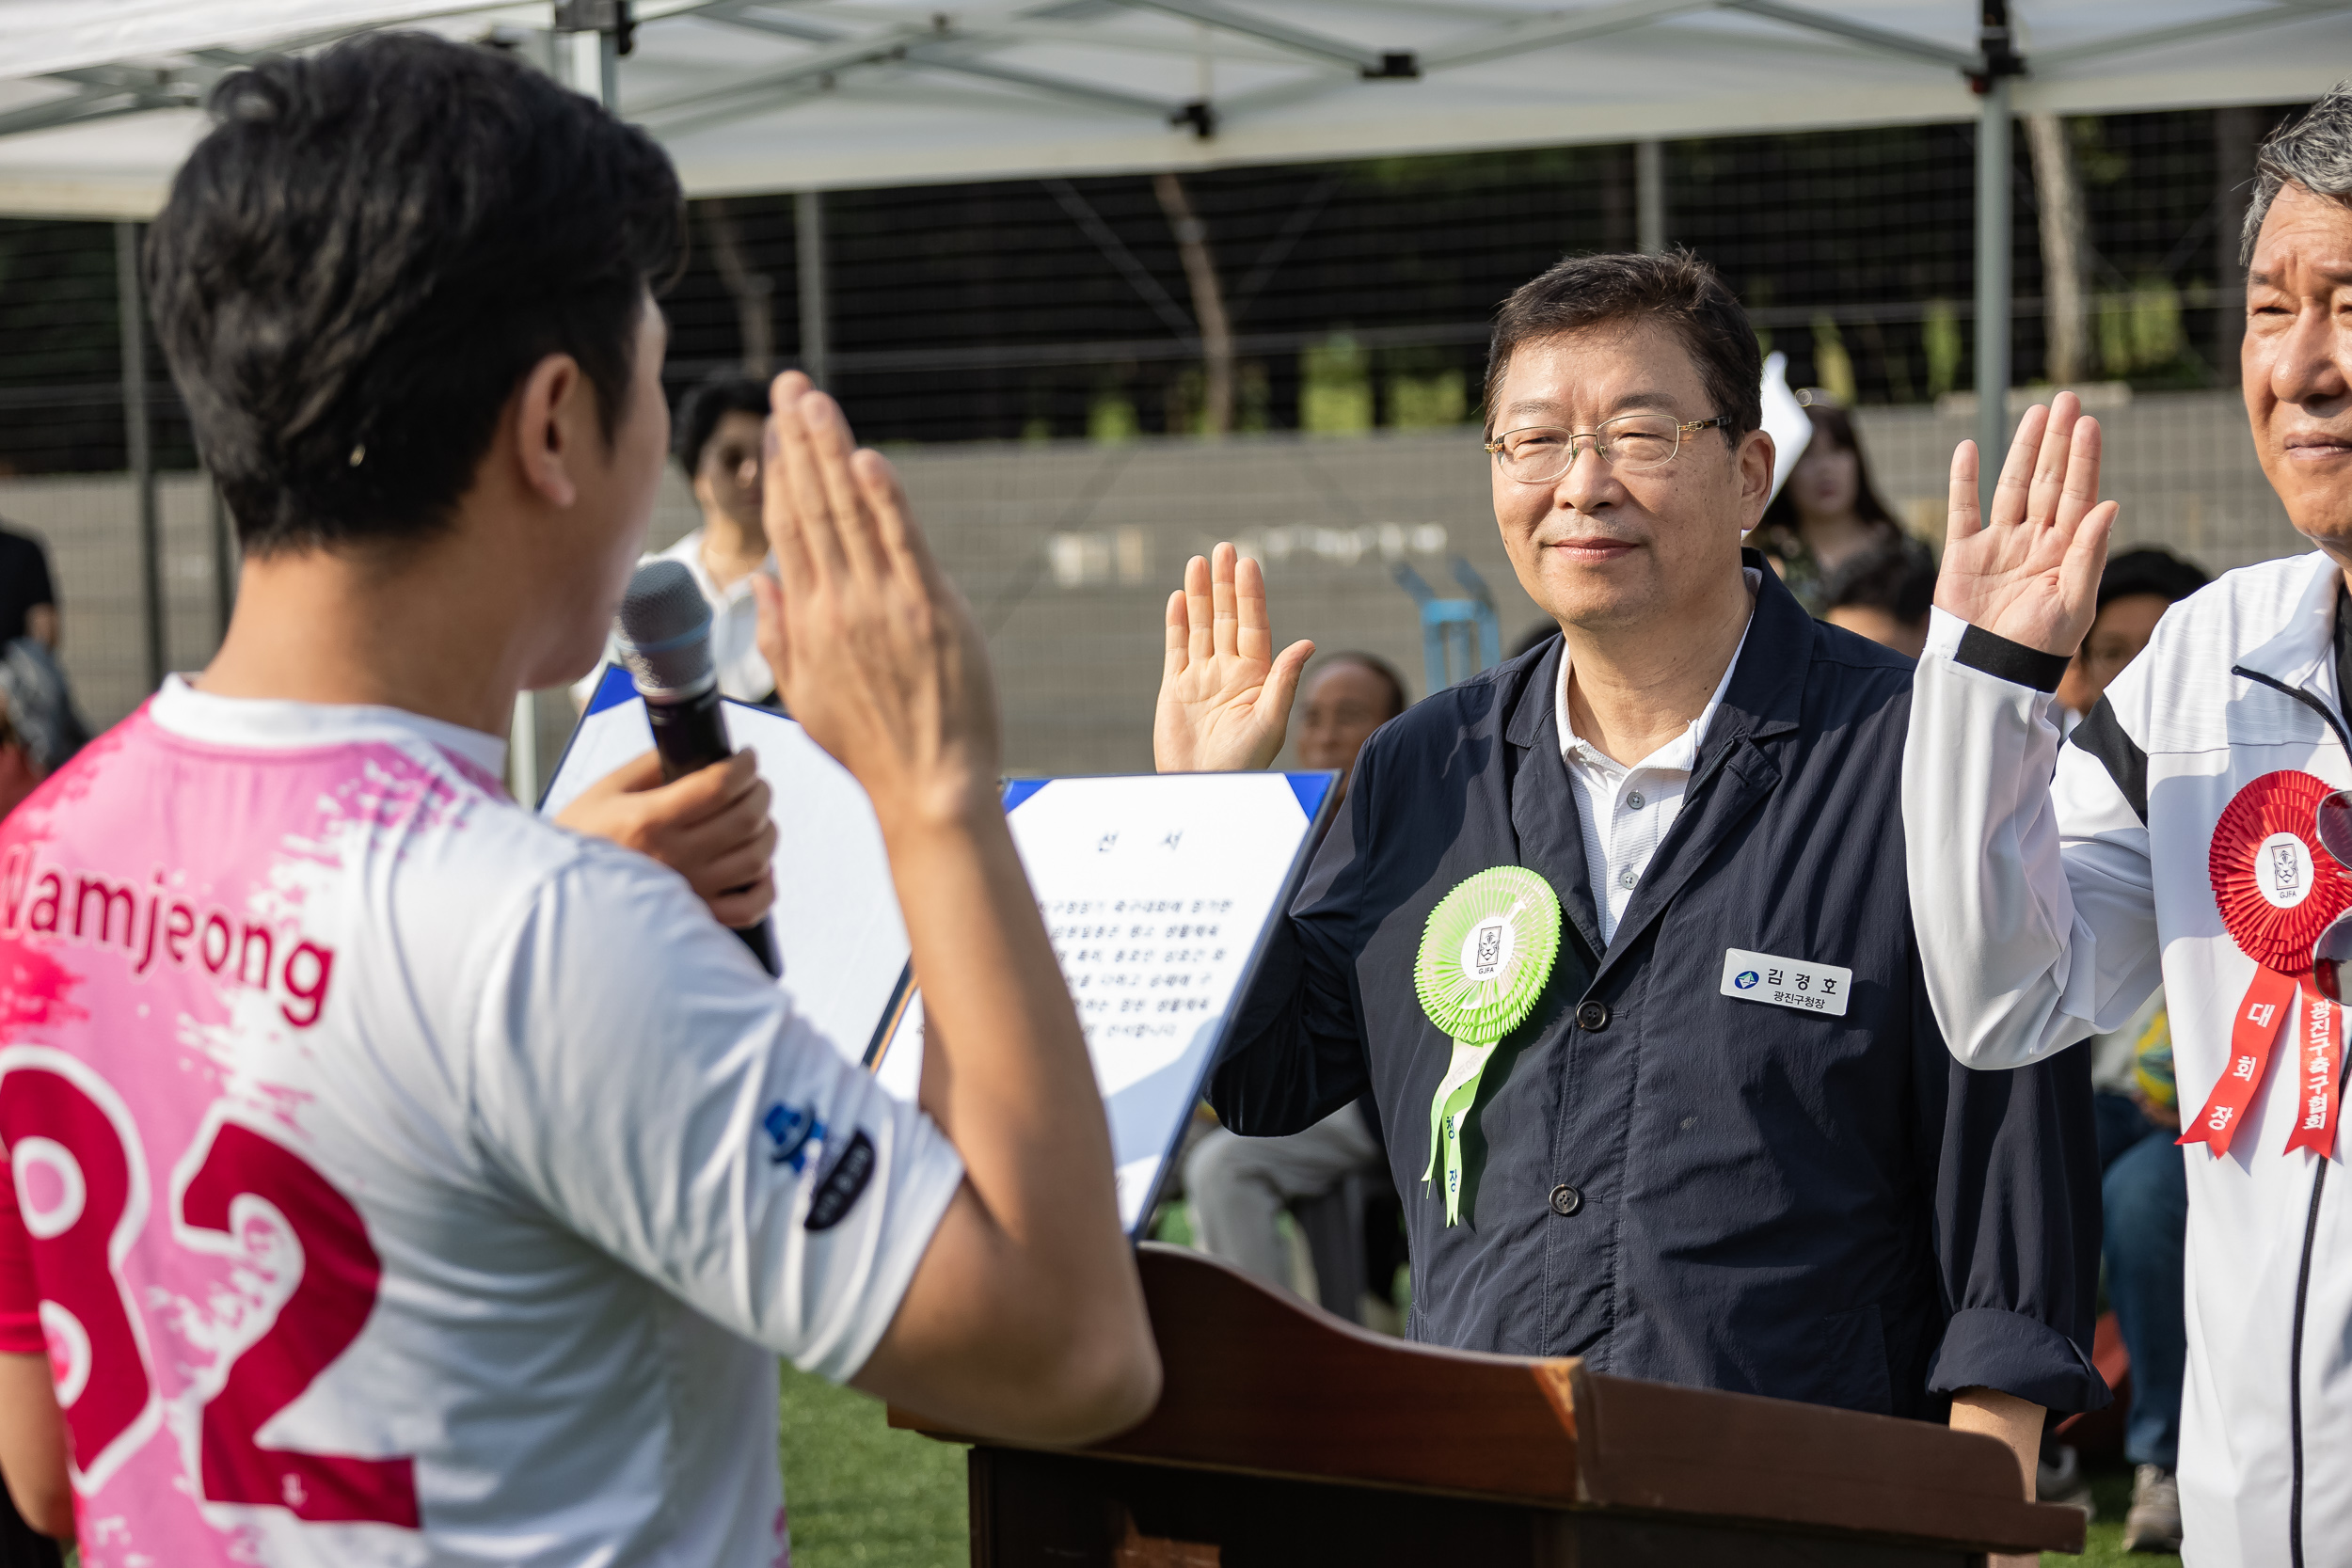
[576,372,778,707]
[1292,651,1406,811]
[1184,652,1407,1302]
[0,524,56,652]
[1752,401,1909,614]
[0,637,84,820]
[1820,538,1937,659]
[2044,546,2207,1552]
[0,521,76,827]
[2053,547,2212,737]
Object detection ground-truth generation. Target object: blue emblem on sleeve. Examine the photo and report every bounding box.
[763,1101,826,1172]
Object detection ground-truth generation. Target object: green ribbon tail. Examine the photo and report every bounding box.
[1422,1037,1499,1227]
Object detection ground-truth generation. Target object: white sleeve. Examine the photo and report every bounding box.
[467,846,963,1382]
[1903,608,2162,1069]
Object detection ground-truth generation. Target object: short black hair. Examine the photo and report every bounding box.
[1315,652,1409,721]
[675,374,772,481]
[2098,546,2209,610]
[1821,540,1936,626]
[148,33,685,555]
[1483,250,1760,445]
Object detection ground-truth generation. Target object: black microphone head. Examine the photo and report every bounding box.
[614,559,715,700]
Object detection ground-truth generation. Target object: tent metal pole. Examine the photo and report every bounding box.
[1635,140,1665,254]
[117,220,163,692]
[514,2,630,809]
[797,190,830,388]
[1973,74,2010,516]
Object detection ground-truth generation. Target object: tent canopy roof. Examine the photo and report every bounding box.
[0,0,2345,217]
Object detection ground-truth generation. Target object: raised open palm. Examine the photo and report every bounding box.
[1154,542,1314,773]
[1936,389,2120,657]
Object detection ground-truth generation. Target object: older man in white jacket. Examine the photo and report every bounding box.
[1906,91,2352,1567]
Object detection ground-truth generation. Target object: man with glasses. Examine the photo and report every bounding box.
[1907,88,2352,1565]
[1157,250,2103,1504]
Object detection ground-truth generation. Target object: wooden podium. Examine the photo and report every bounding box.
[892,1243,2086,1567]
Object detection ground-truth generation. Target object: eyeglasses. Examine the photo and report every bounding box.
[2311,795,2352,999]
[1484,414,1733,485]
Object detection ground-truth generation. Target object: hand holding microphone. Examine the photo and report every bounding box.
[599,560,783,974]
[552,748,776,931]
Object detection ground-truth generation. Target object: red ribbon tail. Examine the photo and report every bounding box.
[2283,990,2344,1159]
[2181,966,2297,1156]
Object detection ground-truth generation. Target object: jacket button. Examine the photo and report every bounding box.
[1575,1000,1610,1032]
[1549,1184,1582,1217]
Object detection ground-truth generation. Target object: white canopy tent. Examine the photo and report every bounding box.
[3,0,2346,786]
[4,1,2349,209]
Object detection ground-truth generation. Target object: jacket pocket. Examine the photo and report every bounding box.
[1806,1303,1894,1415]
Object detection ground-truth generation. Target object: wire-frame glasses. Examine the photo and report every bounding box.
[1485,414,1733,485]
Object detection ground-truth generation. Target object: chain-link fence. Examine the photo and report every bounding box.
[5,378,2298,778]
[0,102,2315,775]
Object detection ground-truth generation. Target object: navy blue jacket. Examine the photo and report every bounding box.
[1211,554,2107,1418]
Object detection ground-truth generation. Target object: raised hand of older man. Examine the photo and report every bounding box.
[1935,389,2121,657]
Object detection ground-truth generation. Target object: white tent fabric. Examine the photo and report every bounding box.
[0,0,2347,219]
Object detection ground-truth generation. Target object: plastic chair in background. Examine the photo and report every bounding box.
[1393,556,1502,693]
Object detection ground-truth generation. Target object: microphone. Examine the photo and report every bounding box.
[614,560,780,976]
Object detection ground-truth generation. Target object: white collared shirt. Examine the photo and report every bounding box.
[574,526,779,708]
[1557,573,1756,945]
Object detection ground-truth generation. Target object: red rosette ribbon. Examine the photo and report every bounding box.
[2186,771,2352,1157]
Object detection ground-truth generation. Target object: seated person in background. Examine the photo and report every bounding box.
[1185,652,1406,1307]
[0,36,1155,1561]
[1157,252,2103,1519]
[1750,400,1908,614]
[576,372,779,707]
[1820,538,1937,658]
[2048,546,2206,1553]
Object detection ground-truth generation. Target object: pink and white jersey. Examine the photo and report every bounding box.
[0,679,961,1567]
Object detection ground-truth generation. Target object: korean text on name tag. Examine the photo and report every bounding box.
[1719,947,1851,1018]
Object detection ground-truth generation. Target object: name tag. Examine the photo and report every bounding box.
[1720,948,1851,1017]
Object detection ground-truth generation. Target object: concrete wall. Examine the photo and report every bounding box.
[0,384,2297,782]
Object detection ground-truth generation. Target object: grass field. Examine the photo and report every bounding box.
[773,1368,2179,1568]
[777,1369,967,1567]
[2070,1463,2182,1568]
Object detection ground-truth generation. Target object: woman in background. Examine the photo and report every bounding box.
[1752,401,1907,615]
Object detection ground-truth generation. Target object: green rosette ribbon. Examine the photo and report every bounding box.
[1415,865,1562,1227]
